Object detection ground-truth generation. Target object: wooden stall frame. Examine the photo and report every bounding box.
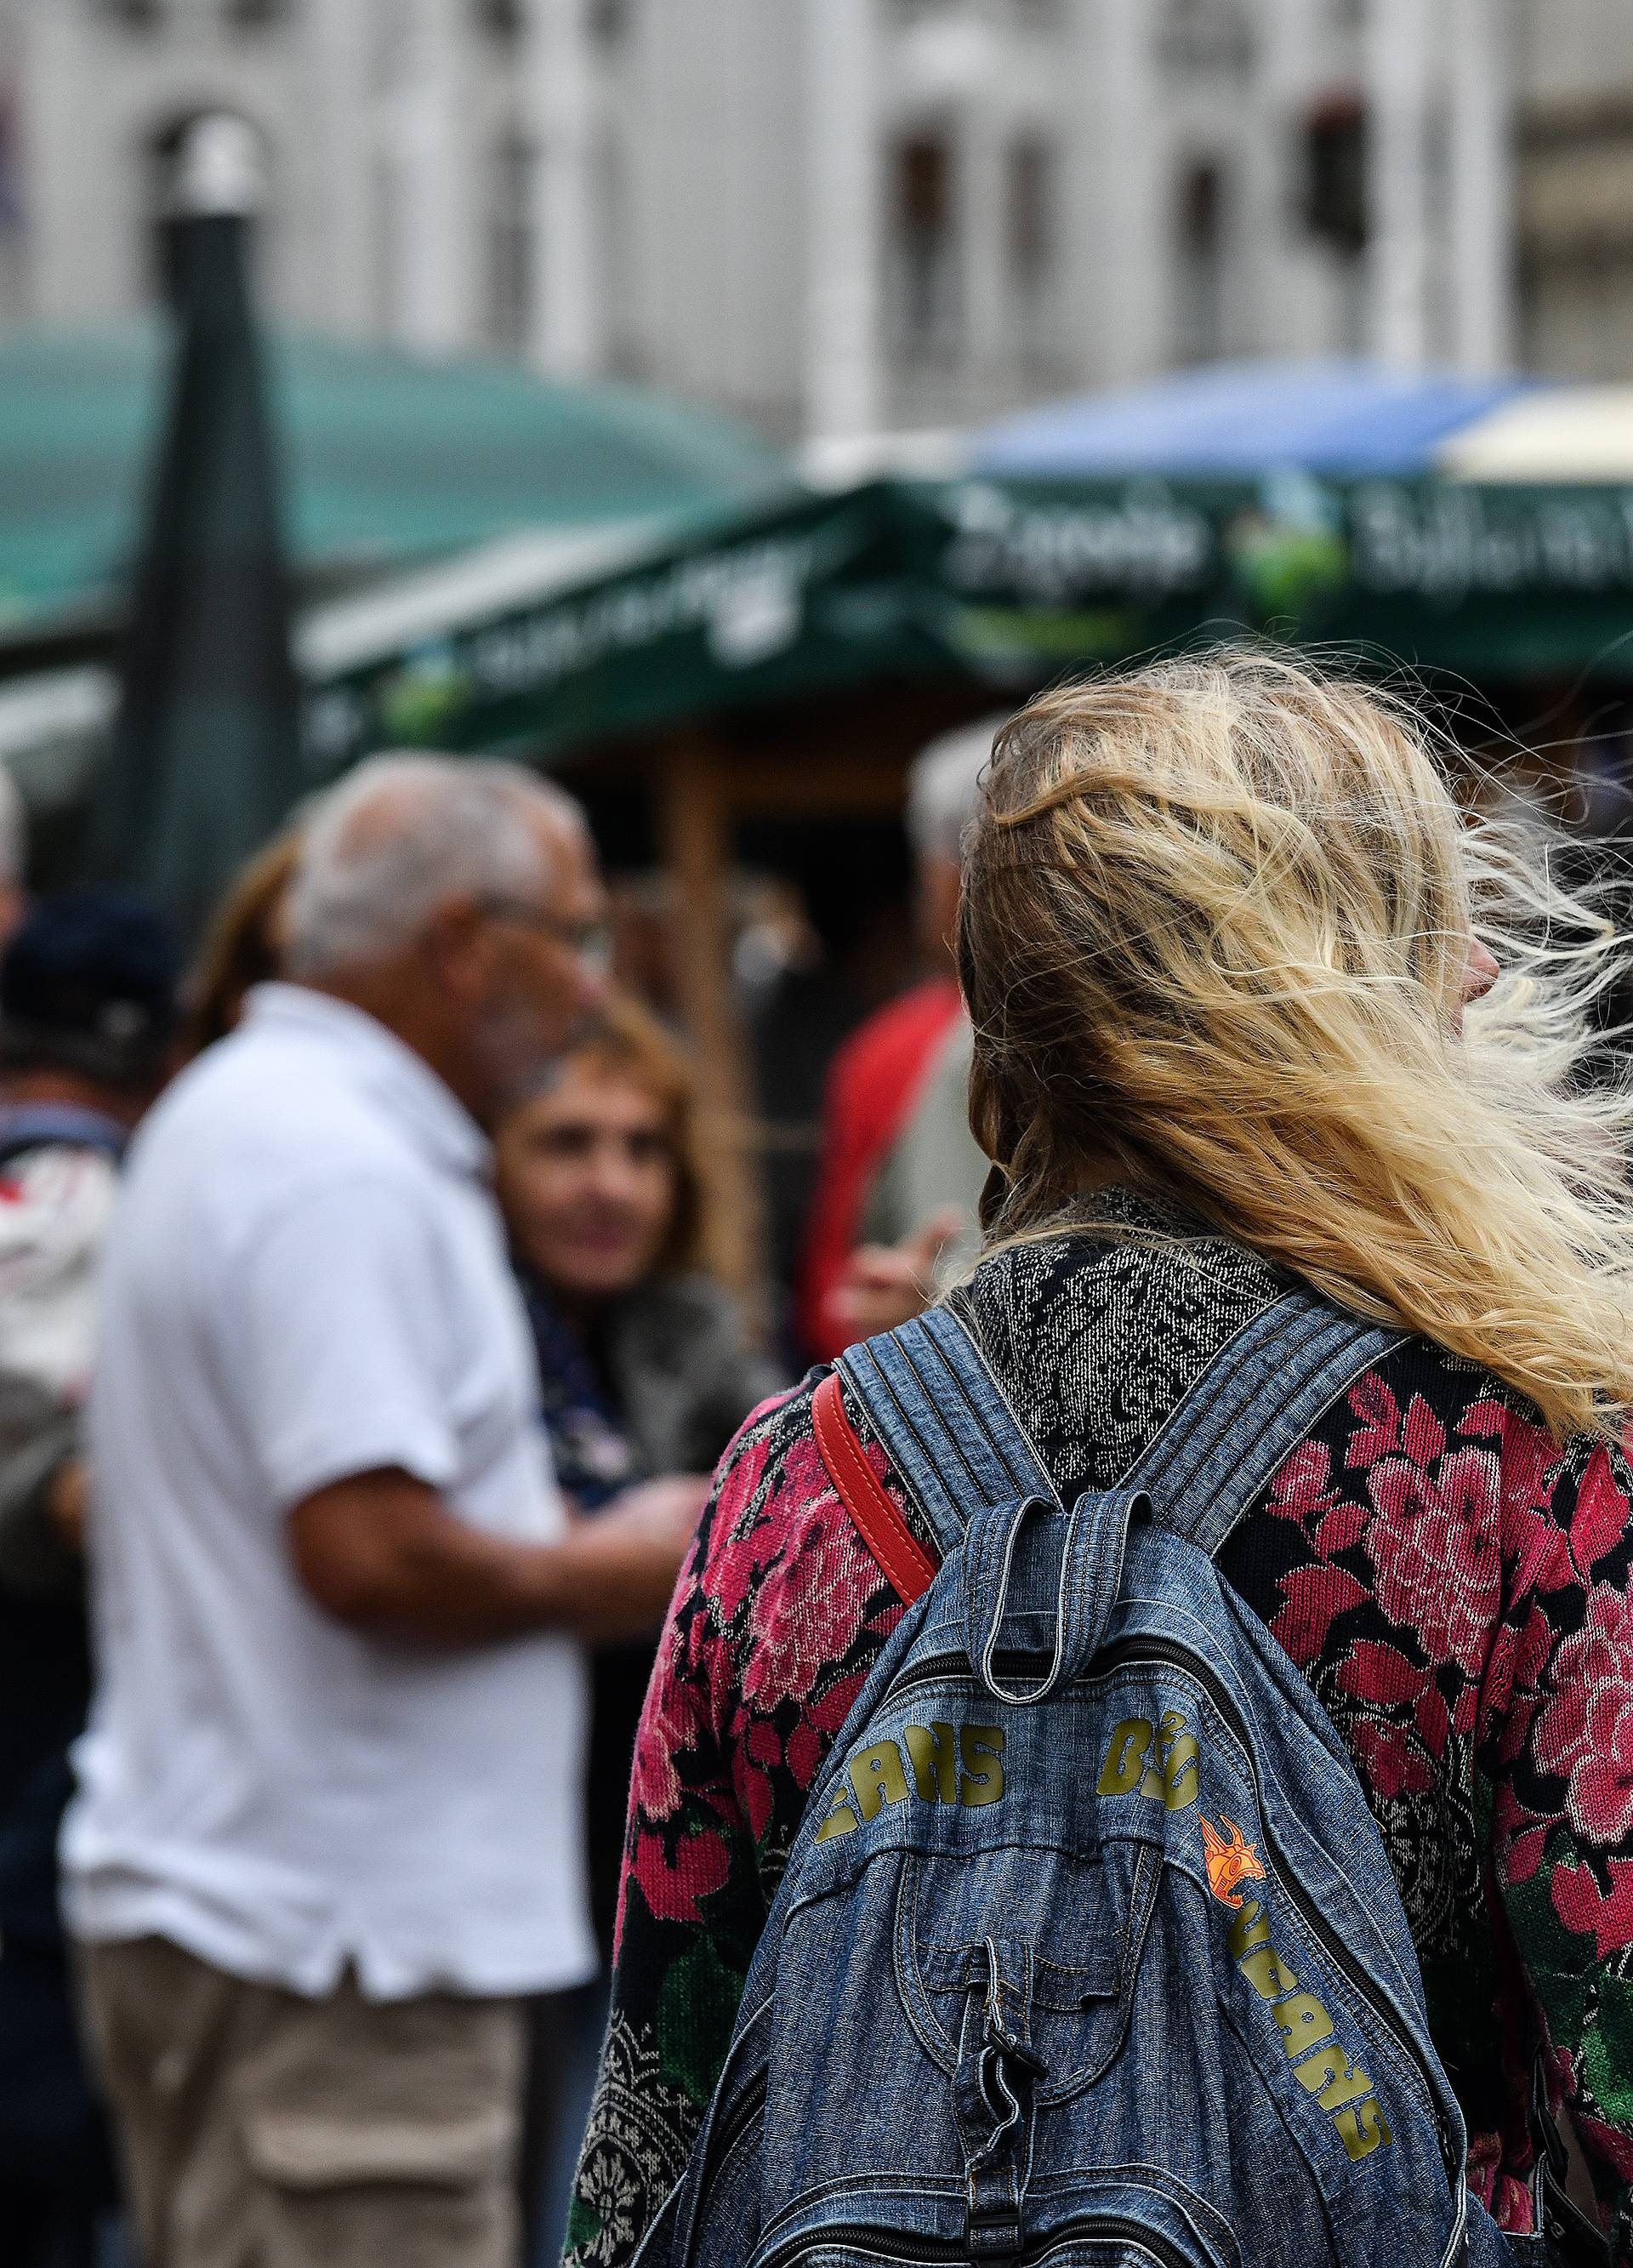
[653,730,770,1322]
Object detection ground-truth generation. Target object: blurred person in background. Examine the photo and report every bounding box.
[0,764,28,950]
[495,994,782,2261]
[749,823,918,1328]
[63,757,698,2268]
[798,717,996,1360]
[183,828,301,1052]
[0,892,180,2268]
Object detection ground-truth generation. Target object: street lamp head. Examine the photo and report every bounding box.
[172,113,266,219]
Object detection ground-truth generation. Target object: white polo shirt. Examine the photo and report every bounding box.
[62,983,595,2002]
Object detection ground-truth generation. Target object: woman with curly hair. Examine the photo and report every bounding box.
[567,655,1633,2265]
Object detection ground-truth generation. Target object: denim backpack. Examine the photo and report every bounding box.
[639,1291,1602,2268]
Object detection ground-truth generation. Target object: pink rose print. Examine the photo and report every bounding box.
[628,1816,733,1929]
[739,1719,782,1843]
[1571,1447,1631,1584]
[629,1647,701,1826]
[1491,1781,1549,1885]
[1479,1600,1556,1761]
[1551,1856,1633,1960]
[1350,1716,1433,1799]
[1459,1397,1573,1599]
[708,1490,782,1625]
[1346,1373,1403,1469]
[786,1718,823,1787]
[1337,1637,1450,1758]
[1536,1584,1633,1844]
[741,1465,881,1713]
[1269,1565,1368,1667]
[1364,1445,1500,1673]
[1402,1394,1448,1470]
[1268,1440,1343,1525]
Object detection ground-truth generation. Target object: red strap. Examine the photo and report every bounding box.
[812,1370,938,1606]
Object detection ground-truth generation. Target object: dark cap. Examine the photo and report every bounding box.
[0,889,182,1087]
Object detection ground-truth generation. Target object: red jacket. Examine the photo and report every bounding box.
[797,977,962,1362]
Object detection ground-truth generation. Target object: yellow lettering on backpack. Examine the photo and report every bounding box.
[814,1783,860,1843]
[1332,2099,1391,2163]
[959,1725,1007,1807]
[1227,1899,1271,1960]
[903,1721,960,1805]
[1293,2046,1375,2112]
[1205,1827,1395,2167]
[1272,1992,1334,2056]
[1097,1718,1152,1796]
[1158,1730,1201,1811]
[851,1741,910,1821]
[1097,1712,1201,1809]
[1238,1947,1298,2001]
[818,1721,1010,1837]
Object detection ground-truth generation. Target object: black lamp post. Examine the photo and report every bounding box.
[94,112,303,934]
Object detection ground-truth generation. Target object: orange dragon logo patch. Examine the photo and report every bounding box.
[1200,1812,1267,1908]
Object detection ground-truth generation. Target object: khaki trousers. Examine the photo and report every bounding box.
[77,1935,526,2268]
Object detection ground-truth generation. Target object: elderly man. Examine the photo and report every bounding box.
[63,758,697,2268]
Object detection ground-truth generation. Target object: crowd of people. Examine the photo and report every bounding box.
[0,711,1001,2268]
[7,656,1633,2268]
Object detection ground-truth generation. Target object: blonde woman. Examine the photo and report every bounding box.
[566,656,1633,2266]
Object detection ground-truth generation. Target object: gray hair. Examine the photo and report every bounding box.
[282,753,583,978]
[0,764,26,890]
[906,715,1007,867]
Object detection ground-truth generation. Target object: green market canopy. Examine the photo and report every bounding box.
[9,360,1633,797]
[294,471,1633,778]
[0,324,794,635]
[290,363,1633,768]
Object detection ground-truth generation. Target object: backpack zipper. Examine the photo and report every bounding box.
[754,2209,1203,2268]
[686,2065,768,2260]
[875,1638,1457,2178]
[695,2060,1207,2268]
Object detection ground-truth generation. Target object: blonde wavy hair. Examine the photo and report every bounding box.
[959,651,1633,1445]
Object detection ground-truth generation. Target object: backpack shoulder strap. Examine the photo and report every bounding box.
[818,1286,1405,1597]
[1125,1288,1405,1557]
[834,1302,1057,1564]
[811,1370,938,1605]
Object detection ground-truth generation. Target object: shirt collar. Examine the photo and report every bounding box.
[242,983,492,1181]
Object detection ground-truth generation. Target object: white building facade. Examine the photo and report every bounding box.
[0,0,1591,446]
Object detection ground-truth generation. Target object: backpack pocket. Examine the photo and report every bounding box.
[895,1838,1160,2107]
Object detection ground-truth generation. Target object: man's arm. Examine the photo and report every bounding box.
[287,1467,704,1647]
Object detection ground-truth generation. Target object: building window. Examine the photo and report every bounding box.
[1160,0,1254,73]
[890,133,960,359]
[1006,135,1055,360]
[1300,92,1368,259]
[474,0,522,36]
[488,131,535,354]
[589,0,632,41]
[598,130,640,374]
[1174,157,1228,362]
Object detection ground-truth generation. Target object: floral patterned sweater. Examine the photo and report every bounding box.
[566,1205,1633,2267]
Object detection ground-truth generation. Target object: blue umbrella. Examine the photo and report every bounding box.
[976,360,1535,481]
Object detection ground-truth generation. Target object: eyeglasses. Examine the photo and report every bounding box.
[480,897,613,977]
